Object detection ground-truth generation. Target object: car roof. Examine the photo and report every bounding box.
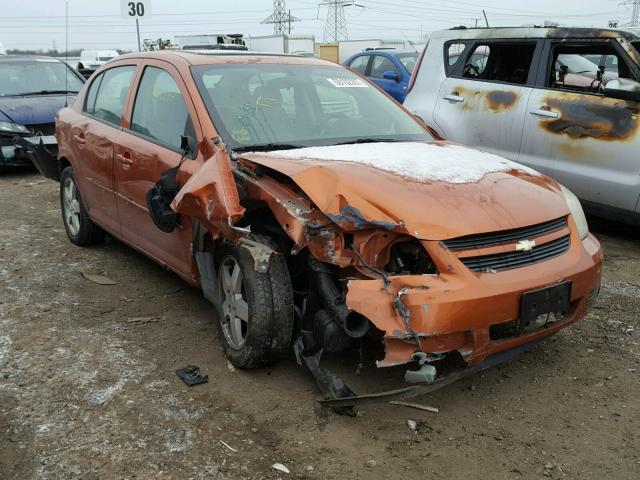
[0,55,64,62]
[113,50,334,68]
[431,26,640,42]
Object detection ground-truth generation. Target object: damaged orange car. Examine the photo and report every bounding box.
[49,51,602,408]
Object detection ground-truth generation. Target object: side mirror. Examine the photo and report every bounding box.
[603,78,640,102]
[383,70,400,82]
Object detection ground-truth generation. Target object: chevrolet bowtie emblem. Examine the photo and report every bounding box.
[515,239,536,252]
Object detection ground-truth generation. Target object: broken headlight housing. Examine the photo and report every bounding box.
[0,122,30,136]
[560,185,589,240]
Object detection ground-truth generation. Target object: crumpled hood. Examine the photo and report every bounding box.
[241,141,570,240]
[0,94,74,126]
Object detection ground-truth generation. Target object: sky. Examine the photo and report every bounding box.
[0,0,635,51]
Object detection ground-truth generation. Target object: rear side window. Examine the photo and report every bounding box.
[370,55,397,79]
[348,55,369,75]
[462,42,536,85]
[446,43,466,68]
[84,73,103,114]
[89,66,135,125]
[131,66,194,151]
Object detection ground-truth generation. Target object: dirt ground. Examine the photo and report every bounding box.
[0,168,638,480]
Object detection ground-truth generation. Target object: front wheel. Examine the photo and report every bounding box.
[215,236,294,368]
[60,166,103,246]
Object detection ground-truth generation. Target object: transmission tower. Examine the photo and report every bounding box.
[321,1,360,43]
[632,0,640,27]
[261,0,299,35]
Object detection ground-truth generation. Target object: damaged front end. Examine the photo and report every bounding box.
[0,122,59,177]
[168,144,601,412]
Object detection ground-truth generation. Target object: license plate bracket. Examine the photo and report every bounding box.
[519,281,572,332]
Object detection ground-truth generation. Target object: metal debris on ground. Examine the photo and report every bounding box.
[271,463,290,474]
[175,366,209,386]
[220,440,238,452]
[127,316,159,324]
[80,272,117,285]
[389,400,439,413]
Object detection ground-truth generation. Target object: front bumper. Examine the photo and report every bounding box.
[1,135,58,173]
[346,232,602,367]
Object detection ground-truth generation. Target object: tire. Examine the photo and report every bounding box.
[59,166,104,246]
[215,234,294,368]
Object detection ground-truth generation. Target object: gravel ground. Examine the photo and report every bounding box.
[1,168,639,480]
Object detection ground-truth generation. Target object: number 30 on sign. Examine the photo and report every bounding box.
[120,0,152,18]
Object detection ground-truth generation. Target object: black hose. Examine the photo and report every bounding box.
[309,258,369,339]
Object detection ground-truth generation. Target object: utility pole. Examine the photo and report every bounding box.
[320,1,360,43]
[261,0,299,35]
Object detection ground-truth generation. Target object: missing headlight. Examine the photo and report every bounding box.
[385,239,437,275]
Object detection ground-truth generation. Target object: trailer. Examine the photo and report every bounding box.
[246,34,315,55]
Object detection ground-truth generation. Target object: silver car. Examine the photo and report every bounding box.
[404,27,640,225]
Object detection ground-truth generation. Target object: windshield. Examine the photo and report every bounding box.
[97,56,115,61]
[397,53,418,73]
[0,59,83,96]
[192,63,430,151]
[556,54,599,74]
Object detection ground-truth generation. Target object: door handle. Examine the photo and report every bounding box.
[116,152,134,166]
[443,93,465,103]
[73,134,86,145]
[529,108,559,119]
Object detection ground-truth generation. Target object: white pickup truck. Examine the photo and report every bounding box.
[404,27,640,225]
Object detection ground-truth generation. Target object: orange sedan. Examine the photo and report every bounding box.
[50,51,602,405]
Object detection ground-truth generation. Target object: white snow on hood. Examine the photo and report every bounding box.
[252,142,540,184]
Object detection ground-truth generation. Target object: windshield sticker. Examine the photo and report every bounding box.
[327,77,369,88]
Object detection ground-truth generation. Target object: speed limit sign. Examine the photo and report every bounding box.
[121,0,152,18]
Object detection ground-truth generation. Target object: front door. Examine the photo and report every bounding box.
[114,62,200,275]
[519,39,640,213]
[368,54,404,102]
[433,41,540,161]
[70,65,136,234]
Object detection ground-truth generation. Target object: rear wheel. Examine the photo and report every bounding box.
[215,236,294,368]
[60,166,103,246]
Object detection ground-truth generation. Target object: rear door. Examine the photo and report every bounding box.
[433,40,542,160]
[70,64,136,234]
[114,60,201,275]
[519,38,640,213]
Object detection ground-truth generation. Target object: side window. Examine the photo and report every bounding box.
[549,43,632,93]
[131,66,194,150]
[349,56,369,75]
[446,43,466,67]
[91,66,136,125]
[462,42,537,85]
[370,55,397,79]
[83,73,103,114]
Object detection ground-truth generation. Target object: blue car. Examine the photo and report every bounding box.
[344,49,419,103]
[0,55,84,172]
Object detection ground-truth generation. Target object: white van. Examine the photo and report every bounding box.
[77,50,119,70]
[0,42,6,55]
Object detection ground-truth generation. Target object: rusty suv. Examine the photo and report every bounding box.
[46,51,602,405]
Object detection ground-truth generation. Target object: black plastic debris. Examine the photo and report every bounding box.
[176,366,209,386]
